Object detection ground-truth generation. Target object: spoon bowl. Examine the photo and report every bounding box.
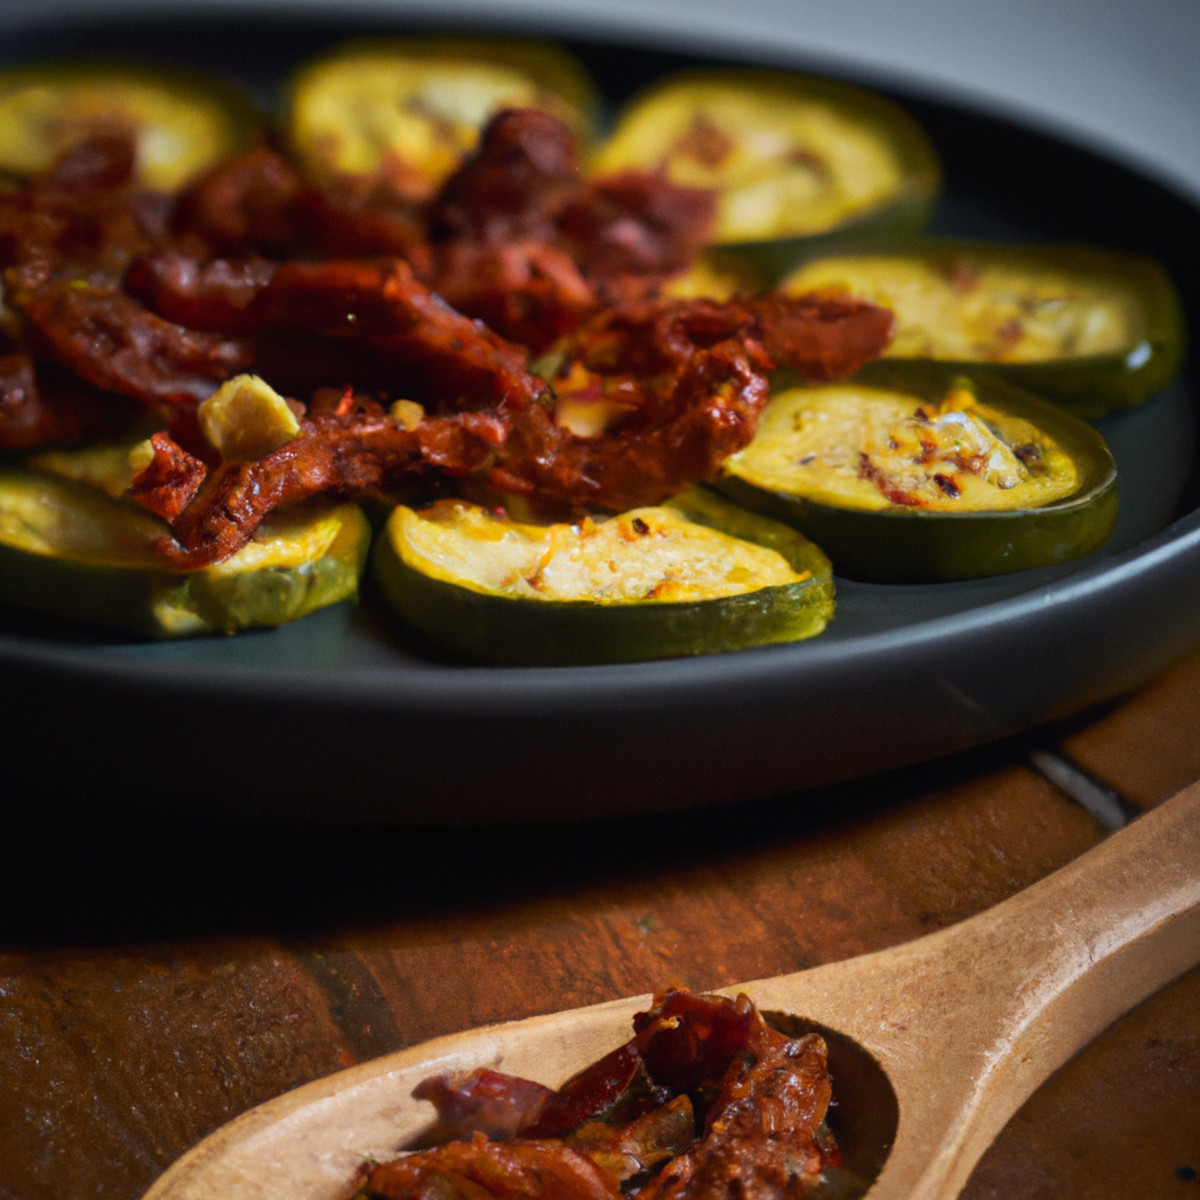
[144,780,1200,1200]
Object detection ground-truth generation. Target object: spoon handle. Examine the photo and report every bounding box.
[143,780,1200,1200]
[751,778,1200,1200]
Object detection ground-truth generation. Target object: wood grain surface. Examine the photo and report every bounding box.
[2,646,1199,1200]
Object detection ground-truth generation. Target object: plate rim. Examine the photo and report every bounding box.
[1,3,1198,815]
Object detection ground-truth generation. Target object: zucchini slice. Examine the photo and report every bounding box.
[716,368,1119,582]
[0,467,370,636]
[659,247,767,300]
[781,238,1185,417]
[285,36,597,196]
[372,489,834,665]
[590,67,940,276]
[0,60,260,190]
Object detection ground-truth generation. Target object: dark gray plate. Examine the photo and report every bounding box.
[1,8,1198,821]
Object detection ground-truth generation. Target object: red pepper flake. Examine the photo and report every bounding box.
[997,317,1023,344]
[942,255,981,295]
[128,431,207,521]
[860,452,924,507]
[672,113,735,168]
[934,472,962,498]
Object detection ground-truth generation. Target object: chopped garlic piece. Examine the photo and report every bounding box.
[389,399,425,430]
[198,374,300,461]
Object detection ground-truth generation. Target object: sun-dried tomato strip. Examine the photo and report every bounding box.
[123,252,277,329]
[424,111,716,343]
[151,405,507,569]
[497,292,893,511]
[0,134,171,282]
[637,1025,834,1200]
[414,1069,556,1144]
[485,340,770,511]
[429,239,598,355]
[359,1136,623,1200]
[126,431,208,521]
[171,144,307,256]
[0,101,894,574]
[173,143,431,262]
[521,1044,665,1139]
[429,108,581,245]
[127,254,548,411]
[567,1095,697,1185]
[631,989,759,1106]
[144,289,890,565]
[356,989,836,1200]
[743,290,898,381]
[557,293,893,386]
[0,353,143,452]
[15,278,251,406]
[44,132,139,193]
[559,171,717,293]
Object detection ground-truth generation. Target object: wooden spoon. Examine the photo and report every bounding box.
[145,779,1200,1200]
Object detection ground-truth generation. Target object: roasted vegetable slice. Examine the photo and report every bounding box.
[659,247,767,300]
[590,68,939,275]
[285,36,597,196]
[716,368,1118,582]
[0,60,260,190]
[781,238,1185,417]
[0,467,369,636]
[372,487,833,664]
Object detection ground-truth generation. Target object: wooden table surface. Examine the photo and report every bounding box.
[2,645,1199,1200]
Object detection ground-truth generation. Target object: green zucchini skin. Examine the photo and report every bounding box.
[0,468,370,637]
[716,366,1119,584]
[728,191,938,286]
[780,237,1186,417]
[372,490,834,666]
[591,67,941,279]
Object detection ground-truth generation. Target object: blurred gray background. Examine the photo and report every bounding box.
[0,0,1196,199]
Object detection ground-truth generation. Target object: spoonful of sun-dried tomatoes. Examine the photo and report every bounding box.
[140,781,1200,1200]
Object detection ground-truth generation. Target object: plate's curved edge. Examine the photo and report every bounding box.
[0,5,1198,817]
[4,505,1200,712]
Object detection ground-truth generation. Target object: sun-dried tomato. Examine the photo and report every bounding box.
[354,989,838,1200]
[0,100,892,572]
